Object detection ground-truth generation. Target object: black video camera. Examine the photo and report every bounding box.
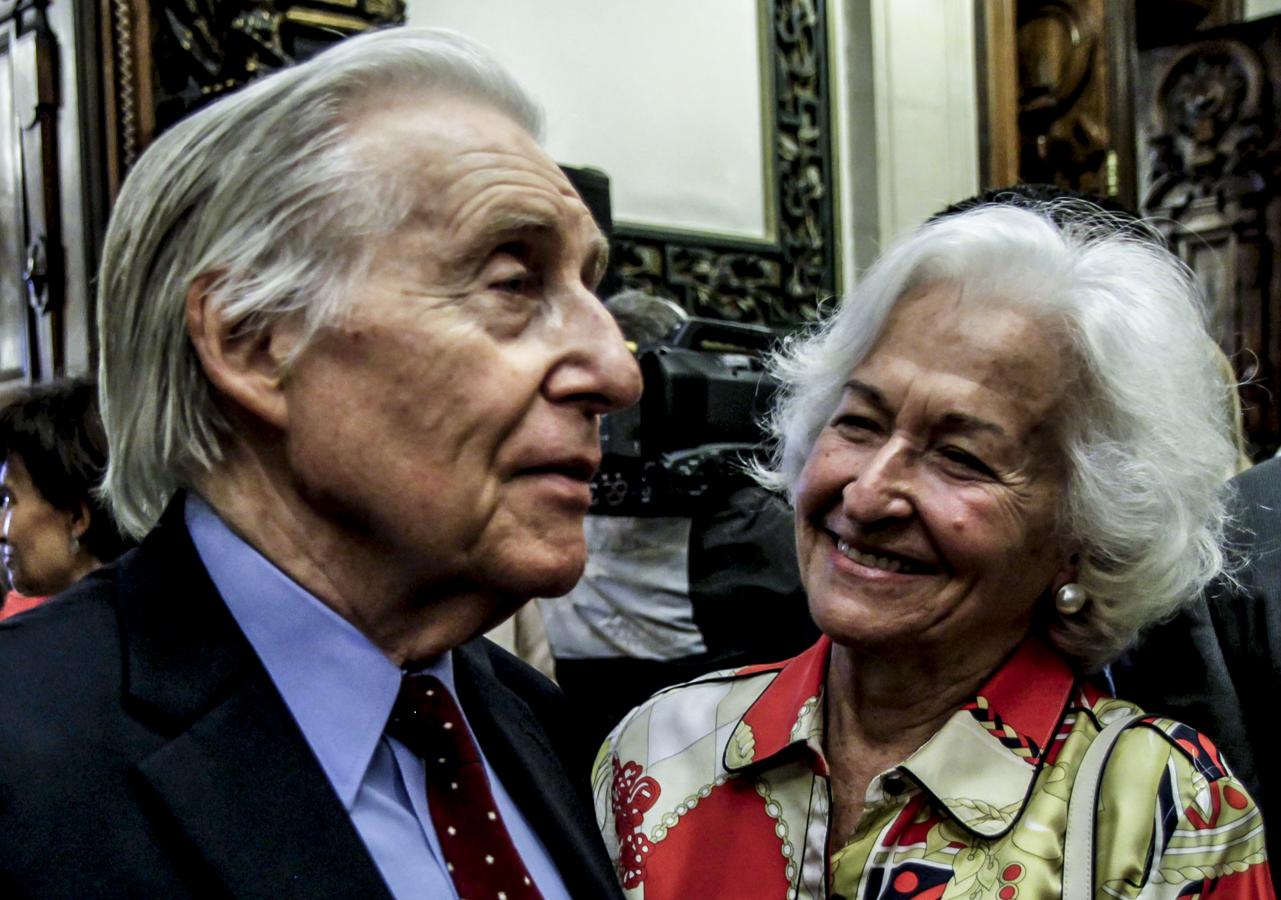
[591,318,783,516]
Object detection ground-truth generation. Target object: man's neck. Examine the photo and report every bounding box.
[194,454,509,666]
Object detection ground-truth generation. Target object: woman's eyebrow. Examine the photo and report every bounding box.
[844,379,1007,438]
[842,379,890,415]
[935,411,1007,439]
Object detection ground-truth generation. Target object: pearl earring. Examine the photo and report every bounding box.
[69,535,80,556]
[1055,582,1088,615]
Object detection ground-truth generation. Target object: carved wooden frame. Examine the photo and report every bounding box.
[99,0,150,202]
[99,1,405,200]
[976,0,1019,189]
[612,0,837,326]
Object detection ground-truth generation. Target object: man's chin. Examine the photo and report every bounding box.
[511,558,585,600]
[485,529,587,597]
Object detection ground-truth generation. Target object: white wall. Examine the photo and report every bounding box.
[868,0,979,246]
[405,0,983,286]
[1245,0,1281,19]
[403,0,770,240]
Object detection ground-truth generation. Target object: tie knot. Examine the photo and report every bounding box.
[387,674,478,769]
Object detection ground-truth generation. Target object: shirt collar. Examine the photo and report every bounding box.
[723,636,1078,838]
[900,639,1077,837]
[724,637,831,772]
[185,494,453,810]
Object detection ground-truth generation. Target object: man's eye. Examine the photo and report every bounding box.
[495,275,529,292]
[491,271,538,295]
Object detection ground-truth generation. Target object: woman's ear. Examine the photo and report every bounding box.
[185,272,299,431]
[1050,551,1082,594]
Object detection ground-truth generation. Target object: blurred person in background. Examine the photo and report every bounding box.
[540,290,817,754]
[0,377,131,617]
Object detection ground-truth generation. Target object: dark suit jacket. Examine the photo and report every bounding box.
[1116,456,1281,862]
[0,501,623,899]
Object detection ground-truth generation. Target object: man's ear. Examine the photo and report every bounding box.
[185,273,298,431]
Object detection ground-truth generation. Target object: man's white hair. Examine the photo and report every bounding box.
[98,27,543,538]
[756,201,1238,670]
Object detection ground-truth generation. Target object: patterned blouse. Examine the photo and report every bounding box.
[593,637,1273,900]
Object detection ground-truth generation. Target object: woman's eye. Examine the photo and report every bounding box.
[831,415,884,445]
[834,414,880,433]
[940,447,995,478]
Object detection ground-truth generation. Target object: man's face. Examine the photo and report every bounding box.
[276,95,640,618]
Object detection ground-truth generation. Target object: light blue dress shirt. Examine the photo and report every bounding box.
[185,495,572,900]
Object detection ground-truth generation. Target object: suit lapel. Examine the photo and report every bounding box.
[455,641,624,900]
[121,501,392,899]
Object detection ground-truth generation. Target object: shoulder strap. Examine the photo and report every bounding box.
[1063,712,1146,900]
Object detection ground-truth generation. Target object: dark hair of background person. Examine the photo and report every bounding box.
[933,182,1161,243]
[0,378,133,563]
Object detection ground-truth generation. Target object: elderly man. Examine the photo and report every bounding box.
[0,27,639,899]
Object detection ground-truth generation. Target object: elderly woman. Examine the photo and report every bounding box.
[0,378,132,610]
[593,202,1272,899]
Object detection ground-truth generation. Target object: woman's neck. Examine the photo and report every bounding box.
[821,637,1021,844]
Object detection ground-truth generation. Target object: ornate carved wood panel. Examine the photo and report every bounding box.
[0,1,66,382]
[0,18,32,386]
[981,0,1243,205]
[100,0,405,196]
[613,0,836,327]
[1016,0,1118,196]
[1138,15,1281,457]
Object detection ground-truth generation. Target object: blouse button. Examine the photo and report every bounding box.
[883,774,907,796]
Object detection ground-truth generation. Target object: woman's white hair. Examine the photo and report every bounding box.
[98,27,543,539]
[757,201,1238,670]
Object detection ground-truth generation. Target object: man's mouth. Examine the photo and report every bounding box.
[519,456,599,482]
[834,537,935,575]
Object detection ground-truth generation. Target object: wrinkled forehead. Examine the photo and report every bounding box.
[346,90,594,235]
[342,89,566,188]
[869,284,1074,414]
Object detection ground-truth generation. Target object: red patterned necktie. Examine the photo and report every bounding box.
[387,673,545,900]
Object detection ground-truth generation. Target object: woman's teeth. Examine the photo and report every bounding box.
[836,539,902,573]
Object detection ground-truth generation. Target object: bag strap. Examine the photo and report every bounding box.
[1063,712,1146,900]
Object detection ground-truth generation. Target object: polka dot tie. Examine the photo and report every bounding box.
[388,674,544,900]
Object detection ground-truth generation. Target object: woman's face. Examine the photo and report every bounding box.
[795,285,1076,663]
[0,452,82,597]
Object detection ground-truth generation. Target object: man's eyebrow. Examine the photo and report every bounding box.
[466,209,558,251]
[586,234,610,287]
[449,209,555,272]
[457,209,608,279]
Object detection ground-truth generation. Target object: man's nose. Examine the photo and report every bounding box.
[841,440,914,522]
[546,290,643,415]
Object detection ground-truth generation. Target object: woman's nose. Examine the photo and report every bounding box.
[841,441,914,522]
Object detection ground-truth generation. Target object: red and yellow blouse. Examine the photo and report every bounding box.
[593,637,1272,900]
